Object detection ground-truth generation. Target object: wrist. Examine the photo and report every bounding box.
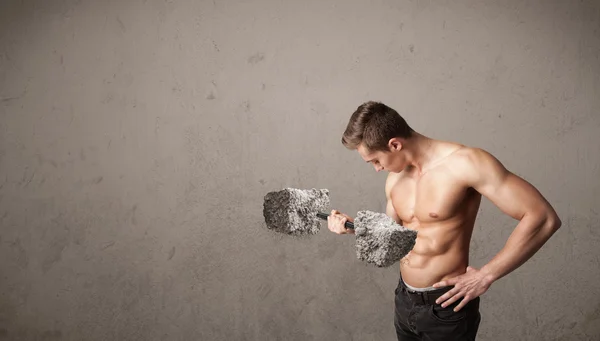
[479,266,499,285]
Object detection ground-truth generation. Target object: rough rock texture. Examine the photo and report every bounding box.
[263,188,330,236]
[354,210,417,267]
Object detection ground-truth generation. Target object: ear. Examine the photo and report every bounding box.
[388,138,403,151]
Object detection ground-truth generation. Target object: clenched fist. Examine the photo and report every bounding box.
[327,209,355,235]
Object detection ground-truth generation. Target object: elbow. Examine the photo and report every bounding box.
[545,212,562,233]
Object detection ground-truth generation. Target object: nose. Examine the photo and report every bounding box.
[374,165,383,172]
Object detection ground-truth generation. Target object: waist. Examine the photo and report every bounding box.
[397,276,453,305]
[400,253,468,287]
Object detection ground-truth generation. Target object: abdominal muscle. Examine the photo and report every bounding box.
[399,218,475,288]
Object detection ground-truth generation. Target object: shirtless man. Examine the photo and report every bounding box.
[327,101,561,340]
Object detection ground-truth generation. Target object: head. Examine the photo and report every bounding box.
[341,101,414,172]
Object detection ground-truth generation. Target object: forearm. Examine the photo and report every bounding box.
[480,213,561,283]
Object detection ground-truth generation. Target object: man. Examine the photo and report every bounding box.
[327,101,561,340]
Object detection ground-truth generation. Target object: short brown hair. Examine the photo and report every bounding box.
[341,101,414,152]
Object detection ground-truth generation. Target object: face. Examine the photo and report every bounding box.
[357,139,406,173]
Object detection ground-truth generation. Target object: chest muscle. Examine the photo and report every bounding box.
[390,172,470,225]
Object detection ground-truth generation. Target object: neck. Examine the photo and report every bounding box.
[402,133,436,174]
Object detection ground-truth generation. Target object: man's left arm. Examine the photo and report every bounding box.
[433,148,562,311]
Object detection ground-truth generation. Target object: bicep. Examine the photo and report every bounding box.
[385,176,402,224]
[386,198,401,224]
[468,149,553,221]
[483,173,550,221]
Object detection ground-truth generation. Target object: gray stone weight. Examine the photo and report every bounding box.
[262,188,330,236]
[354,210,417,268]
[262,188,417,268]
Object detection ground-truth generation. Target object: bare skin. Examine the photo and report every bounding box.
[327,132,561,312]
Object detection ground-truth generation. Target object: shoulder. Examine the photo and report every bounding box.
[450,147,510,185]
[452,147,506,169]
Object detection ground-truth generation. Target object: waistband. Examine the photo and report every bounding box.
[398,277,453,305]
[404,281,437,292]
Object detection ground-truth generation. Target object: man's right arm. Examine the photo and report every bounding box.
[328,173,400,235]
[385,173,401,224]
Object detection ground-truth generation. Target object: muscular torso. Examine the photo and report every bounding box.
[389,147,482,288]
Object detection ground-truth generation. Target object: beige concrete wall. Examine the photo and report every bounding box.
[1,0,599,340]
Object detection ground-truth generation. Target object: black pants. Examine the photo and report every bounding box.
[394,277,481,341]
